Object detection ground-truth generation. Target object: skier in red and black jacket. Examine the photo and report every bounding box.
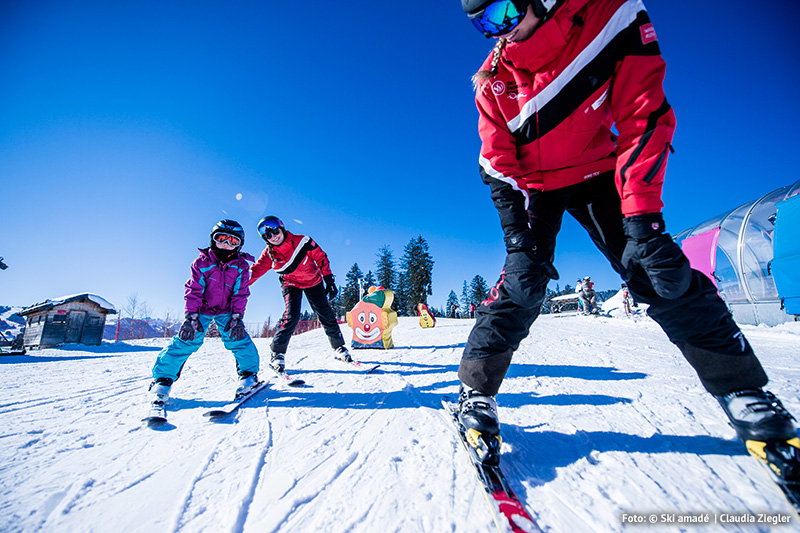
[250,216,351,374]
[456,0,796,457]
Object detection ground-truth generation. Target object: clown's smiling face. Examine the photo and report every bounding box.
[354,308,382,342]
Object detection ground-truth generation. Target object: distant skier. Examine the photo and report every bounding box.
[455,0,796,472]
[148,220,260,411]
[249,216,351,374]
[574,278,585,313]
[621,283,633,316]
[578,276,599,315]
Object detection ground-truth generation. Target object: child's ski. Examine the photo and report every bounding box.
[203,381,268,420]
[271,367,306,387]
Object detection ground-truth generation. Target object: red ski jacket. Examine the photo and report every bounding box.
[474,0,676,217]
[250,231,333,289]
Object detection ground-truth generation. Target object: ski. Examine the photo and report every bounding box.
[442,398,541,533]
[745,438,800,517]
[142,403,168,427]
[203,381,268,420]
[271,367,306,387]
[338,358,380,373]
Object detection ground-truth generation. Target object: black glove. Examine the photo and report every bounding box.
[223,313,248,341]
[505,228,537,254]
[505,229,559,277]
[502,250,559,308]
[178,312,204,341]
[323,274,338,299]
[621,213,692,299]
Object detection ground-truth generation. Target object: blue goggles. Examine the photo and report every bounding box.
[258,219,283,238]
[468,0,526,37]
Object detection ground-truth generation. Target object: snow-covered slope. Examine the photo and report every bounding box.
[2,316,799,532]
[0,305,25,339]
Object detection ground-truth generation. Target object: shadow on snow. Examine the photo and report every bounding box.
[0,353,122,364]
[501,426,747,487]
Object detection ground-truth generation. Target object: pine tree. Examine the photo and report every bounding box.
[470,275,490,307]
[363,270,377,291]
[375,245,397,290]
[446,290,459,318]
[341,263,364,314]
[395,269,410,317]
[399,236,434,316]
[460,280,470,313]
[330,291,344,318]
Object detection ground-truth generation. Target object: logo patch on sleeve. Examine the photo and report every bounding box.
[491,80,506,96]
[640,23,657,44]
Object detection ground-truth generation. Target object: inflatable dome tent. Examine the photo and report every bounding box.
[674,179,800,326]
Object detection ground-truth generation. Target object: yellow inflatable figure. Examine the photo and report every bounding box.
[346,286,398,349]
[417,303,436,328]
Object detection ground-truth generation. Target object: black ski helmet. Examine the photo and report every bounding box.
[461,0,559,21]
[257,216,285,242]
[210,219,245,250]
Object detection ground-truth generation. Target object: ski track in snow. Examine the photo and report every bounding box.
[1,316,799,532]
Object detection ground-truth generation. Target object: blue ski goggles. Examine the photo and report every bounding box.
[258,218,284,238]
[468,0,527,37]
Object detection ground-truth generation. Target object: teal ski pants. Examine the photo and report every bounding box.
[151,313,260,382]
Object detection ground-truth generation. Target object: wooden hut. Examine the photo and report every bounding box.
[18,293,117,348]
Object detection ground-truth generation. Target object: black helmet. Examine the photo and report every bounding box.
[461,0,559,24]
[257,216,285,242]
[210,219,244,250]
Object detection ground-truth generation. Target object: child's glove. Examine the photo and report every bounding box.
[621,213,692,299]
[224,313,247,341]
[323,274,338,299]
[179,312,203,341]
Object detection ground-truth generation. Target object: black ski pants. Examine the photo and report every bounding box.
[459,172,768,397]
[271,282,346,355]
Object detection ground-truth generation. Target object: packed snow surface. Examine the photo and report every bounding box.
[2,315,800,532]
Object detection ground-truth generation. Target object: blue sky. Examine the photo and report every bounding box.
[2,1,799,324]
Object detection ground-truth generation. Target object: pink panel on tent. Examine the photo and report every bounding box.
[680,228,721,288]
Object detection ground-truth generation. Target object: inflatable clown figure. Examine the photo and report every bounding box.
[346,286,398,349]
[417,303,436,328]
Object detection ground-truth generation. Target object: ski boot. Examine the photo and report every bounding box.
[458,385,502,466]
[144,378,172,425]
[333,345,353,363]
[235,371,259,400]
[148,377,173,406]
[269,351,285,374]
[717,388,800,482]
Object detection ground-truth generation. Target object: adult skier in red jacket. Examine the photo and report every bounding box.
[250,216,351,373]
[457,0,796,461]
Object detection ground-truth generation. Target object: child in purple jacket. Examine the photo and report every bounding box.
[148,220,260,411]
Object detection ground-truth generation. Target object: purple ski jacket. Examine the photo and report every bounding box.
[184,247,256,316]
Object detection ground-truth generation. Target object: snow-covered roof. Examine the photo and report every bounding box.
[549,293,580,302]
[19,293,117,316]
